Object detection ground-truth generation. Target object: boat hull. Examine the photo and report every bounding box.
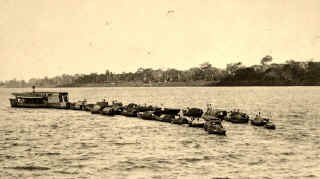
[9,99,67,109]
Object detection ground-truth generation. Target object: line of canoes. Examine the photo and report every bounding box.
[69,100,276,136]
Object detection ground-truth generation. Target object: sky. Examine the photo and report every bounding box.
[0,0,320,81]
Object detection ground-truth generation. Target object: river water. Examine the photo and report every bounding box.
[0,87,319,179]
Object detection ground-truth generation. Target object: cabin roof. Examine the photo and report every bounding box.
[12,92,68,97]
[16,96,45,99]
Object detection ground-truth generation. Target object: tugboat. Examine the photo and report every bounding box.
[9,86,69,109]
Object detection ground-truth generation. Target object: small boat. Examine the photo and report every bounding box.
[205,120,226,135]
[111,101,123,115]
[84,104,95,111]
[182,107,203,118]
[203,110,228,121]
[264,122,276,130]
[188,118,205,128]
[171,116,189,125]
[101,107,114,116]
[188,122,204,128]
[154,114,174,123]
[162,108,181,115]
[121,109,138,117]
[203,104,227,120]
[112,105,123,115]
[251,113,276,130]
[96,101,109,108]
[250,116,268,126]
[91,104,103,114]
[226,111,249,123]
[136,105,156,112]
[137,111,155,120]
[70,100,87,110]
[9,86,69,109]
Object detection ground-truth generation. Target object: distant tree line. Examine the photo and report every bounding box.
[1,56,320,88]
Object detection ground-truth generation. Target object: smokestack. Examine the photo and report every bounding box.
[32,86,35,93]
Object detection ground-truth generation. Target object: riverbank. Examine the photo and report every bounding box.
[2,80,320,88]
[49,81,320,87]
[56,81,214,87]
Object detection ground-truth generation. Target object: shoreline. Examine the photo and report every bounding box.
[2,81,320,88]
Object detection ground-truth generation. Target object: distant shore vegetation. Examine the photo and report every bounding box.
[1,56,320,88]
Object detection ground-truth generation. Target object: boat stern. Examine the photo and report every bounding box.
[9,98,18,107]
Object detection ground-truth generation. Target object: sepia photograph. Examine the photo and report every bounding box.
[0,0,319,178]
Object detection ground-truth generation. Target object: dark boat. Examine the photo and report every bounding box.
[188,117,206,128]
[154,114,174,123]
[171,116,189,125]
[111,101,123,115]
[91,104,103,114]
[188,122,204,128]
[84,104,95,111]
[205,120,226,135]
[136,105,156,112]
[264,122,276,130]
[182,108,203,118]
[9,87,69,109]
[202,104,227,121]
[70,100,87,110]
[112,105,123,115]
[203,110,228,121]
[226,111,249,123]
[96,101,109,108]
[251,113,276,130]
[162,108,181,115]
[121,109,138,117]
[250,116,268,126]
[137,111,155,120]
[101,107,115,116]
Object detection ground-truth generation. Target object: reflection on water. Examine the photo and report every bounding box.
[0,87,319,179]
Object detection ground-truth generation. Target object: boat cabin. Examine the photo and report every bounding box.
[9,90,69,109]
